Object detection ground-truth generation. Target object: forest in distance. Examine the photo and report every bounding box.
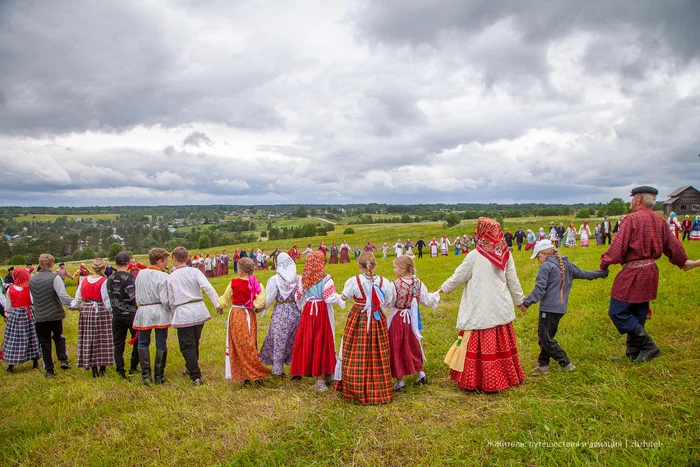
[0,199,638,265]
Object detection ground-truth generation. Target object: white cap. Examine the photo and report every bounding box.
[530,239,554,259]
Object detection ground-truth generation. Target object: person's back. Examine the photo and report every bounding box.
[526,256,606,314]
[108,270,137,317]
[29,268,66,323]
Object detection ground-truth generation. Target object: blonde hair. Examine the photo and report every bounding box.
[91,258,107,276]
[393,255,415,276]
[38,254,55,269]
[238,257,255,275]
[539,247,565,303]
[358,252,377,282]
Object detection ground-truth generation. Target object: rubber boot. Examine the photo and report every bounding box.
[154,350,167,385]
[99,366,106,377]
[91,366,99,378]
[612,333,640,362]
[631,324,661,363]
[32,358,39,369]
[138,347,152,384]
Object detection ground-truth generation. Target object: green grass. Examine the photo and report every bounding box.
[11,213,119,222]
[1,225,699,466]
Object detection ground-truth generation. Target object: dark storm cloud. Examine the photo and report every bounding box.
[0,0,286,136]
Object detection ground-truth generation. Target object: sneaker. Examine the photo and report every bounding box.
[312,380,328,392]
[393,382,405,392]
[416,376,429,385]
[60,360,71,370]
[532,364,550,374]
[46,370,55,379]
[562,363,576,372]
[192,378,204,386]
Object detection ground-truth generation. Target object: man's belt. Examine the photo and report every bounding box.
[621,259,656,269]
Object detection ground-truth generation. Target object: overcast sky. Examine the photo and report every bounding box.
[1,0,698,207]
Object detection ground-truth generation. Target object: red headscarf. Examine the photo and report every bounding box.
[12,267,30,288]
[475,217,510,271]
[302,251,326,290]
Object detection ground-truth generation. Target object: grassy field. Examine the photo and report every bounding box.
[1,223,699,466]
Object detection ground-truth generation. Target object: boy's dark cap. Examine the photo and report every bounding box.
[630,186,658,196]
[115,252,130,265]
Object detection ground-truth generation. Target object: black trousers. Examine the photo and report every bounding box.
[537,312,570,366]
[177,324,204,380]
[417,249,423,258]
[34,320,68,372]
[682,230,690,241]
[112,318,139,373]
[604,233,612,244]
[517,241,523,251]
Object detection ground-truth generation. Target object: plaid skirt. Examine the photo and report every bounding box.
[449,322,524,393]
[2,307,40,365]
[335,303,393,405]
[77,301,115,369]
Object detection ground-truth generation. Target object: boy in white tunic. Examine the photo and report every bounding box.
[167,247,222,386]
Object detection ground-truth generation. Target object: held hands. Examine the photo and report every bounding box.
[216,307,223,315]
[517,304,528,312]
[682,259,700,271]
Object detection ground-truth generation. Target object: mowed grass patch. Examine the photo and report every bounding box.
[1,236,698,466]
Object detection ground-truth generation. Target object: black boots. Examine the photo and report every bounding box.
[138,348,152,384]
[32,358,39,369]
[630,324,661,363]
[154,350,167,385]
[91,366,99,378]
[612,333,641,362]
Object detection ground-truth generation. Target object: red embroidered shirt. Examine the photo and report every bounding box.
[600,207,688,303]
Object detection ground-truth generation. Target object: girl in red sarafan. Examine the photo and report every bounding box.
[439,218,527,393]
[387,255,439,391]
[2,268,41,373]
[335,252,396,405]
[290,251,345,391]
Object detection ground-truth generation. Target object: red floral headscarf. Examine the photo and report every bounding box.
[475,217,510,271]
[302,251,326,290]
[12,267,30,288]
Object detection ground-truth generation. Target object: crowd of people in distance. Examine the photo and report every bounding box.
[1,187,699,406]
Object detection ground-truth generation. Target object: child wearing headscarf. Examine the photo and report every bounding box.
[2,268,41,372]
[335,252,396,404]
[290,251,345,391]
[71,258,114,377]
[579,221,592,247]
[525,230,536,250]
[439,218,526,393]
[667,212,681,239]
[259,253,304,377]
[218,257,270,385]
[691,215,700,241]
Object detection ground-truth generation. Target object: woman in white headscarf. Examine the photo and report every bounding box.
[259,253,304,377]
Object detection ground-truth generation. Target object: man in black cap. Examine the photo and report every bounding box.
[600,186,698,363]
[107,252,140,378]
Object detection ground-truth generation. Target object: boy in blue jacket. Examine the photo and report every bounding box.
[523,240,608,372]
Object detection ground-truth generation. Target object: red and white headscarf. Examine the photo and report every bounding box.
[475,217,510,271]
[302,251,326,290]
[12,267,30,288]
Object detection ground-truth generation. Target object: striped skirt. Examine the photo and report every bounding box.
[77,301,115,369]
[449,323,524,393]
[2,307,40,365]
[335,303,393,405]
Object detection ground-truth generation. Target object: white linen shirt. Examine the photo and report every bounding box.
[167,266,219,328]
[440,250,525,331]
[134,268,171,329]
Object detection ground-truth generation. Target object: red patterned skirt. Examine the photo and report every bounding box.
[389,315,423,379]
[335,303,393,405]
[449,323,524,393]
[290,300,336,376]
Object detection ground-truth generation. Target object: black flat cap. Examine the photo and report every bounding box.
[630,186,658,196]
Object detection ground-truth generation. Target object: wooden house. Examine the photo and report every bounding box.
[663,186,700,216]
